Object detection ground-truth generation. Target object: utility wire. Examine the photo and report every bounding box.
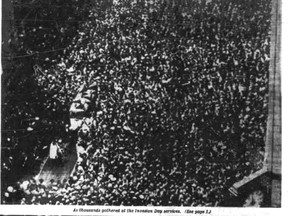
[2,19,86,23]
[1,47,67,59]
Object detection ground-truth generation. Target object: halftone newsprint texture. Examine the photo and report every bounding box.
[0,0,282,214]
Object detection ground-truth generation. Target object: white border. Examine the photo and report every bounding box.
[280,0,287,212]
[0,0,287,215]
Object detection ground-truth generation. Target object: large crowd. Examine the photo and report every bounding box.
[1,0,92,190]
[3,0,271,206]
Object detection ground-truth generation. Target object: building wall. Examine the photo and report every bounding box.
[265,0,281,207]
[1,0,13,57]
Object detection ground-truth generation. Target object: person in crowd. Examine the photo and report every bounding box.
[49,140,63,167]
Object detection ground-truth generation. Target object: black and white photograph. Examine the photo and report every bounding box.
[1,0,282,211]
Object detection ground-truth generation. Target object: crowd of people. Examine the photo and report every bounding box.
[3,0,271,206]
[1,0,93,191]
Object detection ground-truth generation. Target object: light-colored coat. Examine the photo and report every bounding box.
[49,143,58,159]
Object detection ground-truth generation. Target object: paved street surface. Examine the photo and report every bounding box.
[36,142,77,184]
